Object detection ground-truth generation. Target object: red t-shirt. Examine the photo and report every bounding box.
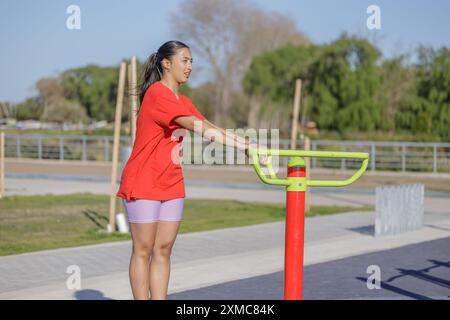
[116,81,205,201]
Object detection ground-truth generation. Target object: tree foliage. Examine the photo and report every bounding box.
[243,34,450,141]
[61,65,120,122]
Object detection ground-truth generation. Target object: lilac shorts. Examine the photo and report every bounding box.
[122,198,184,224]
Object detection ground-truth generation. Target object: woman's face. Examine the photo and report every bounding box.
[164,47,193,84]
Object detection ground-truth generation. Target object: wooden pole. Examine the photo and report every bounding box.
[127,56,138,145]
[0,132,4,198]
[127,65,132,137]
[108,62,127,233]
[304,136,311,213]
[300,95,308,133]
[290,79,302,150]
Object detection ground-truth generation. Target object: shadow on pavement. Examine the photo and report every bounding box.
[74,289,114,300]
[357,259,450,300]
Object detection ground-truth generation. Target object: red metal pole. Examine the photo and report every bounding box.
[284,161,306,300]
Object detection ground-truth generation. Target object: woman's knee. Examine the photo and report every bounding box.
[132,241,154,259]
[153,242,174,260]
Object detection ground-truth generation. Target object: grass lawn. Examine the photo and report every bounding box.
[0,194,372,256]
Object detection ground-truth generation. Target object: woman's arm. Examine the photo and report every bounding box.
[174,116,267,164]
[174,116,249,151]
[203,119,251,147]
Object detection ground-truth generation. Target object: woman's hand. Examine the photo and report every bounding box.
[244,141,269,166]
[258,154,269,166]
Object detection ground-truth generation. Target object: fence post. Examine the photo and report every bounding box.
[104,137,110,162]
[401,144,406,172]
[38,135,42,160]
[16,135,21,158]
[433,144,437,173]
[312,142,316,168]
[82,136,87,161]
[341,144,346,170]
[371,143,376,172]
[59,136,64,161]
[0,132,5,198]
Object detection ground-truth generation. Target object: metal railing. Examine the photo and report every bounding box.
[2,133,450,173]
[309,140,450,173]
[3,134,132,162]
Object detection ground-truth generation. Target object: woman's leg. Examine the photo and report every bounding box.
[150,198,184,299]
[149,221,181,299]
[129,222,157,299]
[123,199,161,300]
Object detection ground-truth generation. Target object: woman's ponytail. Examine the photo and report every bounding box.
[139,52,162,103]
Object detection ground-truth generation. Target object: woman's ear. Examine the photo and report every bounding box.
[161,58,171,72]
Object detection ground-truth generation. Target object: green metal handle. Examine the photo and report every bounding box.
[249,148,369,188]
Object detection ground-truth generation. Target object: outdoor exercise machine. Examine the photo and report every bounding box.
[248,147,369,300]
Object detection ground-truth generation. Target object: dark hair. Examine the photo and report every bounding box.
[139,40,190,105]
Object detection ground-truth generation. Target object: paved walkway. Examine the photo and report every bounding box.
[170,237,450,300]
[4,177,450,213]
[0,210,448,300]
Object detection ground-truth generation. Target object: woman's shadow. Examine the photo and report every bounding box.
[74,289,114,300]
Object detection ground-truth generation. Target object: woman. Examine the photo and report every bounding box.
[117,40,264,300]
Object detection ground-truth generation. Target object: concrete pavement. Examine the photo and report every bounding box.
[170,237,450,300]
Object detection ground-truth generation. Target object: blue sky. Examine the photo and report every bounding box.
[1,0,449,103]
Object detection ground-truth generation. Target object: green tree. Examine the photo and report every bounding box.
[308,34,382,133]
[416,47,450,140]
[15,97,44,120]
[243,34,382,134]
[61,65,121,122]
[243,43,319,128]
[375,56,416,133]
